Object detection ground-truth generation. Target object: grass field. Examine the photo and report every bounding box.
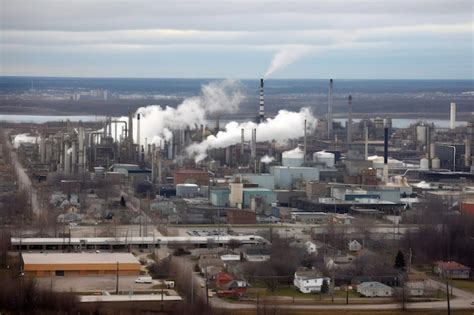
[222,309,474,315]
[448,279,474,293]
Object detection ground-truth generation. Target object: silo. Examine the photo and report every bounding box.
[416,124,427,144]
[432,158,441,169]
[282,147,304,167]
[313,151,335,168]
[420,158,429,170]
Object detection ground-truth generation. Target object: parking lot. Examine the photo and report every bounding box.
[35,275,176,295]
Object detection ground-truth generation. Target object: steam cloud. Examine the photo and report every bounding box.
[116,79,244,146]
[264,46,312,78]
[187,108,316,162]
[260,155,275,164]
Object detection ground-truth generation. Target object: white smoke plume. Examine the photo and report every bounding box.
[260,155,275,164]
[187,107,316,162]
[12,133,38,148]
[264,46,313,78]
[115,79,244,146]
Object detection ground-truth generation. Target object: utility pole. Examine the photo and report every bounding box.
[116,261,119,294]
[205,268,209,307]
[445,271,451,315]
[346,280,349,304]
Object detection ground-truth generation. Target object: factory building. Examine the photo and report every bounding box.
[21,252,141,277]
[242,187,277,208]
[270,166,320,189]
[174,169,210,186]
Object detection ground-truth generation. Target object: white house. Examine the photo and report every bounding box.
[304,241,318,255]
[357,282,393,297]
[406,282,425,297]
[293,269,330,293]
[347,240,362,252]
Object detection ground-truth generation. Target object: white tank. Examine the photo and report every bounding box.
[313,151,335,168]
[432,158,440,169]
[282,147,304,167]
[416,124,427,144]
[420,158,429,170]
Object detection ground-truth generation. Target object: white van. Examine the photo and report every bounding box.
[135,276,152,284]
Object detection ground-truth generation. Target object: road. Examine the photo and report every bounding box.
[208,278,474,311]
[5,133,40,217]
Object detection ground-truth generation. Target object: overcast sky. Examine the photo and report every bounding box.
[1,0,473,79]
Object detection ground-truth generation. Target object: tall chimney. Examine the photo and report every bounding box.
[259,79,265,123]
[347,95,353,144]
[450,102,456,129]
[241,128,245,156]
[137,113,141,162]
[303,119,307,163]
[251,129,256,160]
[364,125,369,160]
[383,127,389,184]
[327,79,333,136]
[128,110,134,160]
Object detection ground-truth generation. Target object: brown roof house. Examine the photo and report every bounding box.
[434,261,471,279]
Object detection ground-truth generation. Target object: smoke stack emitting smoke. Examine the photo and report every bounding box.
[115,48,319,162]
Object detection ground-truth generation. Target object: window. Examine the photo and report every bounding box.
[55,270,65,276]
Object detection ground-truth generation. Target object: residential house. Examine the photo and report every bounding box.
[198,254,224,274]
[347,240,362,252]
[405,282,425,297]
[293,268,330,293]
[434,261,471,279]
[357,282,393,297]
[243,247,271,262]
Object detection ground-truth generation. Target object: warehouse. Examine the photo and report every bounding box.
[22,252,141,277]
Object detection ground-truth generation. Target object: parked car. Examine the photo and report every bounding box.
[135,276,152,284]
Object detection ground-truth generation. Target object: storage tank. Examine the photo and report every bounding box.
[282,147,304,167]
[432,158,440,169]
[313,151,335,168]
[416,124,427,144]
[176,183,199,197]
[420,158,429,170]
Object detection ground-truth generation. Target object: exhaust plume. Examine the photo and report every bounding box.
[260,155,275,164]
[115,79,244,146]
[187,108,316,162]
[264,46,312,78]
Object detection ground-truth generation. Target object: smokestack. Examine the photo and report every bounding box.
[78,126,84,173]
[64,142,70,175]
[251,129,256,160]
[327,79,333,136]
[128,111,134,160]
[364,125,369,160]
[383,127,389,184]
[71,141,77,174]
[450,102,456,129]
[137,113,141,162]
[465,138,471,168]
[303,119,307,163]
[347,95,353,144]
[241,128,245,156]
[259,79,265,123]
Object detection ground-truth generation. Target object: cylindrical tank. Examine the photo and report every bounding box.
[420,158,429,170]
[416,124,427,144]
[176,183,199,197]
[282,147,304,167]
[432,158,440,169]
[313,151,335,168]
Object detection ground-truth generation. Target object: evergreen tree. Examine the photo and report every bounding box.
[394,250,406,270]
[321,279,329,294]
[120,196,126,207]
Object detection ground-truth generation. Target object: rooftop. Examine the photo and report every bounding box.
[435,261,470,270]
[22,252,140,265]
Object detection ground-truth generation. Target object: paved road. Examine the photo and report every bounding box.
[208,278,474,311]
[5,133,40,217]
